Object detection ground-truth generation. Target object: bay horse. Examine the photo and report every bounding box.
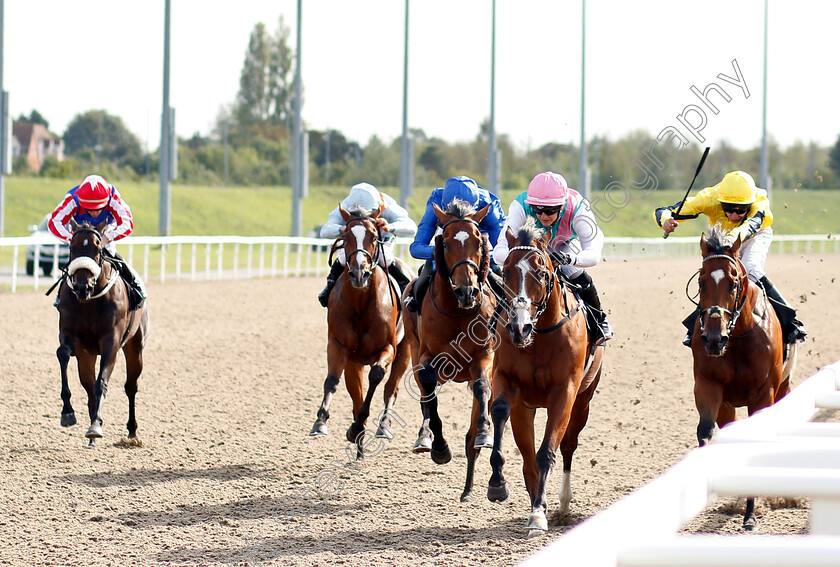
[56,219,149,447]
[488,220,604,535]
[310,204,411,457]
[401,199,497,502]
[690,224,796,529]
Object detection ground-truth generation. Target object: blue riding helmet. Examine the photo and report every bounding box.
[441,176,481,209]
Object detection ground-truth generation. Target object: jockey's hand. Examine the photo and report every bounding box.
[375,218,392,232]
[549,248,572,266]
[100,235,112,248]
[662,218,678,233]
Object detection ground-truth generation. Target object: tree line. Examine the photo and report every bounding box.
[13,16,840,192]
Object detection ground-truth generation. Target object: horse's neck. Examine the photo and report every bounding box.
[430,270,462,310]
[342,266,386,305]
[736,280,763,330]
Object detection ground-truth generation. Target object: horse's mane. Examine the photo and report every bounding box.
[444,198,477,219]
[516,218,545,246]
[704,223,735,254]
[346,206,374,219]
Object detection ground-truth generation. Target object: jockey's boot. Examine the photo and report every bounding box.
[107,251,146,311]
[404,260,434,313]
[487,265,506,300]
[318,261,344,308]
[682,309,700,347]
[571,271,614,346]
[387,261,413,293]
[759,276,807,344]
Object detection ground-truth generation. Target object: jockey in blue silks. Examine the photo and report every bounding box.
[403,175,506,312]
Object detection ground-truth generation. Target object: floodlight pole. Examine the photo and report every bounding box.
[760,0,769,197]
[487,0,499,195]
[291,0,303,237]
[579,0,588,200]
[399,0,413,208]
[0,0,5,237]
[158,0,172,236]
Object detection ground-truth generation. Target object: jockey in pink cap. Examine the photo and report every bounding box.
[493,171,614,345]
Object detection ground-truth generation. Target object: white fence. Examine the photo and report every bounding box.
[1,233,837,293]
[521,360,840,567]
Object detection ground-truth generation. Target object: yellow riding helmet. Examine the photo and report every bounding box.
[716,171,758,205]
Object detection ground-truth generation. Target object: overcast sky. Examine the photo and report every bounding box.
[4,1,838,153]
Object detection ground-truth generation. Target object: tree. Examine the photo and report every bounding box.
[63,110,144,174]
[233,17,294,129]
[829,134,840,181]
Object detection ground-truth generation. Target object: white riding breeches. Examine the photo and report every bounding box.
[741,227,772,282]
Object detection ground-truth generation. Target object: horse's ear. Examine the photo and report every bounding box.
[373,202,385,218]
[339,205,351,222]
[730,234,742,257]
[69,218,80,232]
[95,219,108,234]
[700,232,709,256]
[433,203,450,225]
[539,228,552,249]
[472,203,491,224]
[505,227,516,248]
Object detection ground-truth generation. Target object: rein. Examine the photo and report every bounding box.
[63,226,119,302]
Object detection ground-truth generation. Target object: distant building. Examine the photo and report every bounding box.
[12,121,65,173]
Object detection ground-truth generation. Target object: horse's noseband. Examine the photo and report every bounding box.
[441,218,486,290]
[697,253,747,336]
[344,218,383,280]
[505,245,554,325]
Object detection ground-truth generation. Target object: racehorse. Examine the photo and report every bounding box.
[689,224,796,529]
[402,199,497,502]
[56,219,149,447]
[310,204,411,457]
[487,220,604,535]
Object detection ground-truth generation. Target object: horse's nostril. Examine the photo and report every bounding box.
[522,324,532,336]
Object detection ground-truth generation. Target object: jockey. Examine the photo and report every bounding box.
[655,170,807,346]
[403,175,506,312]
[493,171,614,345]
[48,174,146,310]
[317,182,417,307]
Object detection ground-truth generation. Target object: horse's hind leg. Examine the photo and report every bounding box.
[122,336,144,439]
[345,361,371,444]
[376,344,409,440]
[417,362,450,464]
[88,342,120,442]
[488,394,511,503]
[57,337,77,427]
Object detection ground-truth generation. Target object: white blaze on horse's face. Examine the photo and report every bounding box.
[454,231,469,246]
[350,224,368,267]
[515,257,531,297]
[710,269,725,285]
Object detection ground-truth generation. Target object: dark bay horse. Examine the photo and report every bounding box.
[402,199,497,502]
[310,204,411,456]
[488,221,604,535]
[690,224,796,529]
[57,219,149,447]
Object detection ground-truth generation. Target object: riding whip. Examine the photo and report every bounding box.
[663,146,710,239]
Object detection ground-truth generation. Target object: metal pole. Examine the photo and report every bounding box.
[399,0,411,208]
[760,0,769,195]
[487,0,498,195]
[158,0,172,236]
[579,0,588,199]
[291,0,303,237]
[0,0,5,237]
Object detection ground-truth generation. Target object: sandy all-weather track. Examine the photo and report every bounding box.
[1,254,838,566]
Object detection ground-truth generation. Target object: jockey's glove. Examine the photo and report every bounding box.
[548,248,572,266]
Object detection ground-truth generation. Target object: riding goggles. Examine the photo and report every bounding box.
[532,205,562,216]
[720,202,751,215]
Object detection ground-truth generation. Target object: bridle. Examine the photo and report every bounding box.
[439,217,487,292]
[505,245,555,326]
[64,226,119,300]
[689,253,749,336]
[342,216,384,280]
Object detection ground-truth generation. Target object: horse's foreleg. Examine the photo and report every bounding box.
[509,403,539,529]
[472,370,493,449]
[57,336,76,427]
[88,341,119,440]
[487,394,511,503]
[311,343,346,436]
[417,362,450,464]
[558,364,601,515]
[694,377,723,447]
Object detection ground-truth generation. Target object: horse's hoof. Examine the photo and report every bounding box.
[527,528,547,538]
[309,422,328,436]
[487,483,510,503]
[431,444,452,465]
[526,512,548,532]
[473,433,493,449]
[375,425,394,440]
[460,490,472,503]
[743,518,757,531]
[61,412,77,427]
[85,424,103,439]
[346,425,364,444]
[412,436,432,453]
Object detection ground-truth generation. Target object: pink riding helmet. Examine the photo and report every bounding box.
[524,172,569,207]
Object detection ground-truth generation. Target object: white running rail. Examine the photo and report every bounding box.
[520,360,840,567]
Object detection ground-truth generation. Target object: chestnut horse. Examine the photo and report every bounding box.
[488,221,604,535]
[56,220,149,447]
[690,224,796,529]
[402,199,498,502]
[310,205,411,456]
